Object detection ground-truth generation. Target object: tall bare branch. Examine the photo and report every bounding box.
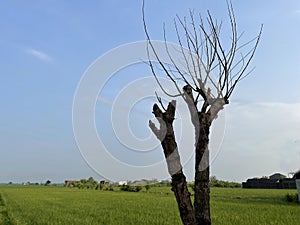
[144,0,262,224]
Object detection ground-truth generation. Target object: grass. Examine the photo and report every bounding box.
[0,193,12,225]
[210,188,299,225]
[0,186,298,225]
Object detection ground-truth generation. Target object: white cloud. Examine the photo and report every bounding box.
[26,48,53,63]
[212,102,300,181]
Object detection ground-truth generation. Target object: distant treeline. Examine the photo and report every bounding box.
[187,176,241,189]
[64,176,241,190]
[65,177,102,190]
[209,176,241,188]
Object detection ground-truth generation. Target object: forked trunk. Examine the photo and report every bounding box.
[149,101,196,225]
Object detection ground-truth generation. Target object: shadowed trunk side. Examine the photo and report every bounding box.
[194,113,211,225]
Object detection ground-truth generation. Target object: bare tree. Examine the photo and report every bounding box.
[143,1,262,225]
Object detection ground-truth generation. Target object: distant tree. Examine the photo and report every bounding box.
[120,185,142,192]
[70,177,99,189]
[143,1,262,224]
[135,186,142,192]
[109,185,114,191]
[120,184,129,192]
[80,179,87,185]
[145,184,150,192]
[210,176,218,186]
[45,180,51,186]
[87,176,95,183]
[77,182,83,189]
[99,184,104,190]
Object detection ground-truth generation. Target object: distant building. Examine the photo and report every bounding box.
[100,180,110,185]
[242,173,296,189]
[118,181,127,186]
[270,173,286,180]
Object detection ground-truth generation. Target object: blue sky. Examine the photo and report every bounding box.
[1,0,300,183]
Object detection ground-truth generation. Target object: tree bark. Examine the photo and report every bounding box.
[194,112,211,225]
[183,85,223,225]
[149,100,196,225]
[171,172,195,225]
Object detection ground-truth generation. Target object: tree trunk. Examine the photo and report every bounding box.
[182,85,212,224]
[171,172,196,225]
[194,112,211,225]
[149,101,196,225]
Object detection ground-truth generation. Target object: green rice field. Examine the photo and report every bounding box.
[0,186,298,225]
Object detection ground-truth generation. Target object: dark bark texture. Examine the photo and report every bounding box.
[183,85,213,225]
[149,101,196,225]
[194,112,211,225]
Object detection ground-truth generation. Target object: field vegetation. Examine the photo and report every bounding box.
[0,186,298,225]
